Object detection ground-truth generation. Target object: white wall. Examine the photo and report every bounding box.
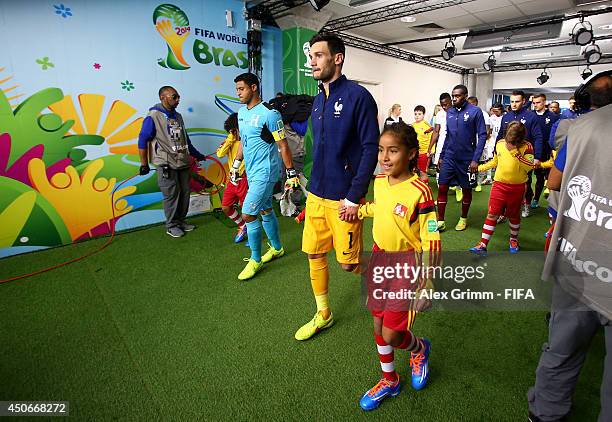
[492,64,611,90]
[342,46,462,126]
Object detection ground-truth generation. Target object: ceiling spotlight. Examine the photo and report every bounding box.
[309,0,330,11]
[482,53,496,72]
[400,16,416,23]
[581,65,593,80]
[583,43,602,64]
[571,18,594,46]
[537,69,550,85]
[441,39,456,61]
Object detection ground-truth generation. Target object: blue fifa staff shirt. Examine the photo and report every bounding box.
[237,102,285,183]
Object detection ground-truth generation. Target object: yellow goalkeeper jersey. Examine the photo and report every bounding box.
[478,140,534,184]
[216,133,245,177]
[412,121,434,154]
[358,174,441,267]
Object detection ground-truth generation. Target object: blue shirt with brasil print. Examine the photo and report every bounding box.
[237,102,285,182]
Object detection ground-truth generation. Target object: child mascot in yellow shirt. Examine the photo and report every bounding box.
[470,121,535,255]
[349,121,441,411]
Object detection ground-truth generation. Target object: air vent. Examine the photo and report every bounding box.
[412,22,445,30]
[498,45,582,63]
[463,23,563,50]
[408,22,445,33]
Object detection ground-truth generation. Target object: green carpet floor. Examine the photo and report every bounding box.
[0,183,604,421]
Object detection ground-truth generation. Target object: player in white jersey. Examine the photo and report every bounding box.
[481,103,504,184]
[427,92,451,182]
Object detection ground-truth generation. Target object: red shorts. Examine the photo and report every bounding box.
[371,308,417,332]
[369,243,417,332]
[417,153,429,173]
[488,181,525,219]
[221,177,248,207]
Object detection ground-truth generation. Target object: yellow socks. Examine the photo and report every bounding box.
[310,256,330,318]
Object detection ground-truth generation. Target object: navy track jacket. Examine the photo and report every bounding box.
[496,106,543,160]
[309,75,379,203]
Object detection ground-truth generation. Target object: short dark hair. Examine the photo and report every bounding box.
[440,92,451,101]
[309,33,346,58]
[234,72,260,90]
[533,93,546,101]
[414,105,426,114]
[569,95,575,101]
[224,113,238,133]
[550,101,560,106]
[158,86,175,97]
[381,122,419,173]
[453,84,468,95]
[467,96,478,104]
[588,74,612,108]
[511,90,526,99]
[491,103,503,110]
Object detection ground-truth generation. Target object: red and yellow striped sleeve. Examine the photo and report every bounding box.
[513,142,535,172]
[411,179,442,271]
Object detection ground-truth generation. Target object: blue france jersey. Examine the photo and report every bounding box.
[237,102,285,182]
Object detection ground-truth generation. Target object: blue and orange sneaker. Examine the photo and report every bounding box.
[359,377,401,411]
[509,238,520,254]
[410,338,431,390]
[234,225,247,243]
[469,243,487,257]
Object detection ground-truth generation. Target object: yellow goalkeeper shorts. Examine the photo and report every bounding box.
[301,193,363,264]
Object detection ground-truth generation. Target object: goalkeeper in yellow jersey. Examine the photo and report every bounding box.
[346,122,441,411]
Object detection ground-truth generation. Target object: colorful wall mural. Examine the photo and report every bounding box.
[0,0,282,258]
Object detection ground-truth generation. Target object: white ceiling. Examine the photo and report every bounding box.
[318,0,612,68]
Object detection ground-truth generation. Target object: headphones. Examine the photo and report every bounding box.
[574,69,612,112]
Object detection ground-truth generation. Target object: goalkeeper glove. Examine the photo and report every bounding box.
[230,159,242,184]
[285,167,299,189]
[139,164,150,175]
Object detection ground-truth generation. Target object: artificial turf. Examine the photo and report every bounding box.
[0,182,605,421]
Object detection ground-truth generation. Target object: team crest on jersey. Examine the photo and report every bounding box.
[427,219,437,233]
[334,98,343,117]
[520,118,526,124]
[463,112,470,122]
[545,117,551,124]
[393,203,408,218]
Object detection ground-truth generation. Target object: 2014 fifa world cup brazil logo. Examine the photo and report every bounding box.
[153,4,191,70]
[564,175,592,221]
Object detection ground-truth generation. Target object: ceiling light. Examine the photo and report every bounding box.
[599,24,612,30]
[483,53,496,72]
[309,0,330,11]
[583,43,602,64]
[581,65,593,80]
[400,16,416,23]
[571,19,594,46]
[441,39,456,61]
[537,69,550,85]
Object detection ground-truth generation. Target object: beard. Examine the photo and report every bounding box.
[313,63,335,82]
